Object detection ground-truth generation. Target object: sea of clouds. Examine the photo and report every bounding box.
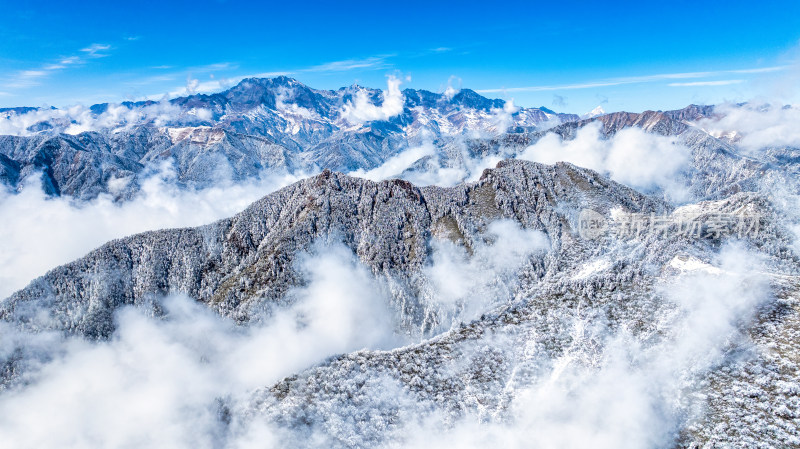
[1,220,771,449]
[0,95,796,448]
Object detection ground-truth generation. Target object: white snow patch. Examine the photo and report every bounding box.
[668,255,723,275]
[573,258,612,280]
[166,126,226,146]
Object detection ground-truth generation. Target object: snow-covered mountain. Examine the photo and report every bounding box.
[2,153,799,447]
[0,77,577,199]
[581,105,606,119]
[2,79,800,448]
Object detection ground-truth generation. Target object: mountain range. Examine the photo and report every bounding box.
[1,78,799,448]
[0,76,576,199]
[0,77,766,205]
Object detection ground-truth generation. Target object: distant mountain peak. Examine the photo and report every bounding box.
[581,105,606,119]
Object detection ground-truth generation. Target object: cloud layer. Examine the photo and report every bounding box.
[0,243,402,449]
[0,168,302,298]
[518,122,692,200]
[696,103,800,151]
[0,101,211,136]
[401,244,771,449]
[340,76,405,124]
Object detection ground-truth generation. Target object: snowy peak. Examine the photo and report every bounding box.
[165,126,227,146]
[581,105,606,119]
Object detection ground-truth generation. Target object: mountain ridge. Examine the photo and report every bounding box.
[2,155,798,448]
[0,77,581,199]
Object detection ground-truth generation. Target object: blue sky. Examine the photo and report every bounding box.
[1,0,799,113]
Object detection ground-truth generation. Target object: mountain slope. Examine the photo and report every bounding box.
[0,77,577,199]
[1,155,799,447]
[1,159,667,337]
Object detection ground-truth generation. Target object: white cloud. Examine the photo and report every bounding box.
[60,56,81,66]
[0,101,212,136]
[0,166,304,299]
[340,75,405,124]
[190,62,236,72]
[304,56,391,72]
[476,66,789,94]
[443,85,459,100]
[18,70,46,78]
[80,43,111,57]
[166,79,226,98]
[669,79,744,87]
[443,75,462,100]
[348,139,509,188]
[349,143,436,181]
[422,220,549,329]
[491,98,520,133]
[518,122,692,200]
[695,102,800,151]
[6,70,48,88]
[3,44,115,91]
[274,86,317,119]
[185,77,200,95]
[402,244,770,449]
[0,242,401,449]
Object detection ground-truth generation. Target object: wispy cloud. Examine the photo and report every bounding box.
[3,43,114,89]
[125,74,178,87]
[303,55,393,72]
[477,66,791,94]
[37,56,84,72]
[728,66,788,74]
[189,62,237,72]
[6,70,49,88]
[669,79,744,87]
[131,62,240,93]
[19,70,46,78]
[80,43,111,58]
[59,56,82,66]
[479,80,628,93]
